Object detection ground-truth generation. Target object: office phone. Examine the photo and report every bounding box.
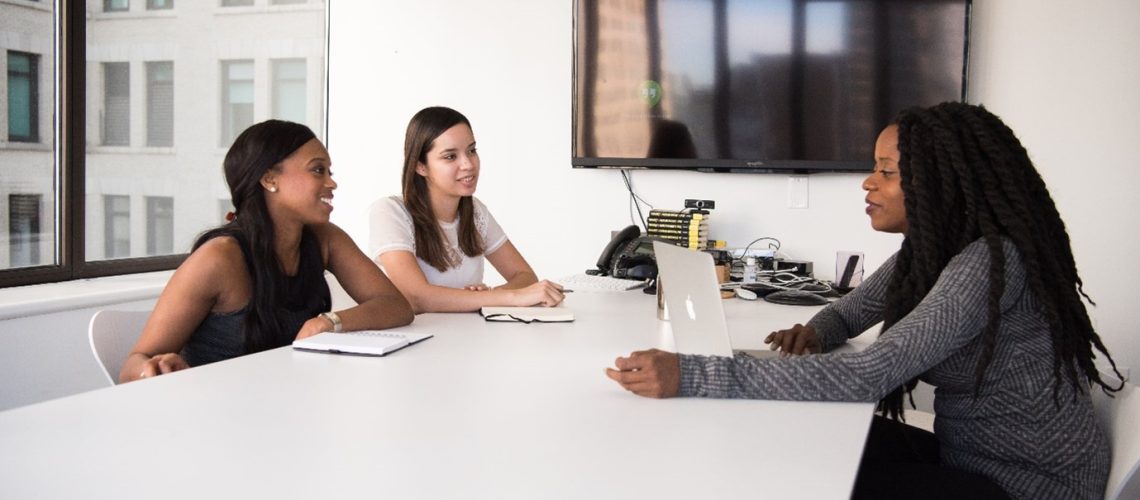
[593,225,659,280]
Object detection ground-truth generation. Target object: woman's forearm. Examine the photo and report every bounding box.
[337,291,414,330]
[496,270,538,290]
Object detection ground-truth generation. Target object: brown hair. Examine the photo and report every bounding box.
[401,106,483,272]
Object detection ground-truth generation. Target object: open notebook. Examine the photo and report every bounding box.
[480,306,574,323]
[292,329,433,356]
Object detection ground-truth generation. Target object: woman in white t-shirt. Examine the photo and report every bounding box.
[369,106,565,313]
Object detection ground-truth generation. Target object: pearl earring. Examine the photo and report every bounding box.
[269,186,278,193]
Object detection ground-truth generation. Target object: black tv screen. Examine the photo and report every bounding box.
[573,0,971,173]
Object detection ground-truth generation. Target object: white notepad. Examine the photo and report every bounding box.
[480,306,574,323]
[292,329,433,356]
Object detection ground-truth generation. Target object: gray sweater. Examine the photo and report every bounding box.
[678,239,1109,500]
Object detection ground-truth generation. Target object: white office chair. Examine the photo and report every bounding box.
[1093,376,1140,500]
[88,310,150,386]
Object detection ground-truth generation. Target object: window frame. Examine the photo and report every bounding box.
[0,0,330,288]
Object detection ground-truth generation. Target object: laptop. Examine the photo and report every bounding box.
[653,241,778,359]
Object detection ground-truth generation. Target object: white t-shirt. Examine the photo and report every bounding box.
[369,196,509,289]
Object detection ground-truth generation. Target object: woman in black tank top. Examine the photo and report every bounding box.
[120,120,413,382]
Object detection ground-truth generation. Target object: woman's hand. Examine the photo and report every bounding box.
[605,349,680,398]
[509,280,565,307]
[296,315,335,340]
[764,323,822,356]
[136,353,189,380]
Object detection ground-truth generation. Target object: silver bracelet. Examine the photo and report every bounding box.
[320,311,342,333]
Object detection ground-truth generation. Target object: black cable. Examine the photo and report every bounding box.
[620,169,650,230]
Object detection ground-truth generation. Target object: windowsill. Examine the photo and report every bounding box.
[213,3,323,16]
[87,146,176,155]
[0,0,52,13]
[0,142,51,152]
[0,270,172,321]
[88,10,178,21]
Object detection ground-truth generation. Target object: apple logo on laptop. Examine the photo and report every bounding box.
[685,294,697,320]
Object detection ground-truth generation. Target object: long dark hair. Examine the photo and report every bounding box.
[193,119,328,354]
[401,106,484,272]
[876,102,1122,420]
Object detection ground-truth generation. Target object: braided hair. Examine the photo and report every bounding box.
[877,102,1122,420]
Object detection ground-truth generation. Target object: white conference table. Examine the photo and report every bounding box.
[0,290,874,500]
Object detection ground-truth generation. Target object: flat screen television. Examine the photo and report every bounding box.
[573,0,971,173]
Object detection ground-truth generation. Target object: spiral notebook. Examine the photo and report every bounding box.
[292,329,433,356]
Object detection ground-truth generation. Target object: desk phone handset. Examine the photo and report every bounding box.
[591,225,659,280]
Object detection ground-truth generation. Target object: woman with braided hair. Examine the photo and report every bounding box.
[606,102,1122,499]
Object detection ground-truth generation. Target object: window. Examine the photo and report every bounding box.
[104,0,129,12]
[221,60,254,147]
[146,61,174,147]
[7,51,39,143]
[146,197,173,255]
[8,195,43,267]
[102,62,130,146]
[0,0,326,287]
[272,59,306,124]
[272,0,307,4]
[103,195,131,259]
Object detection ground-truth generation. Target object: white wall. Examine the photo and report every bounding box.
[329,0,1140,373]
[2,0,1137,412]
[0,298,156,411]
[968,0,1140,374]
[327,1,902,284]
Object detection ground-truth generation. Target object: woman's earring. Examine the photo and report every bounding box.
[269,186,278,193]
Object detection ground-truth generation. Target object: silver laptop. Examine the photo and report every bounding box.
[653,241,777,359]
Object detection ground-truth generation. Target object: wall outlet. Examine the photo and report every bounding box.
[787,175,809,209]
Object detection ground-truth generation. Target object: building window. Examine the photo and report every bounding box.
[103,195,131,259]
[1,0,326,286]
[221,60,254,147]
[272,59,306,124]
[7,51,39,143]
[102,62,130,146]
[8,194,43,268]
[104,0,129,12]
[146,61,174,147]
[146,196,174,255]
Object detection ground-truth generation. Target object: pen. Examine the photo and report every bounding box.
[563,289,574,293]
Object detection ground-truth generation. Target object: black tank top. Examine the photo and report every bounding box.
[180,230,330,366]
